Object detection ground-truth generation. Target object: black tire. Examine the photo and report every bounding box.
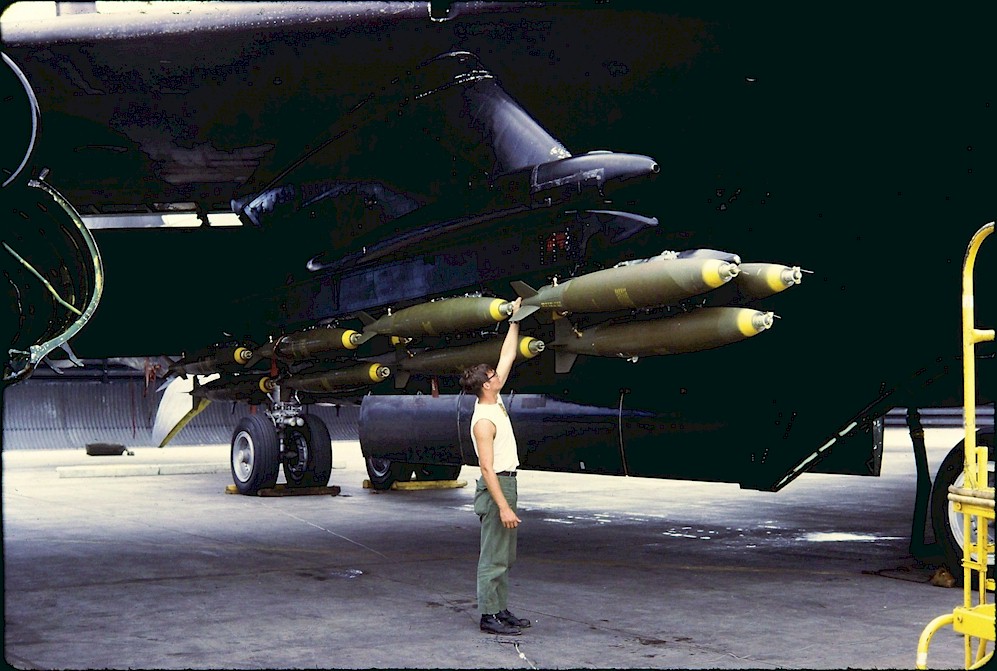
[282,415,333,488]
[230,414,280,495]
[365,458,414,490]
[414,464,462,481]
[929,432,994,582]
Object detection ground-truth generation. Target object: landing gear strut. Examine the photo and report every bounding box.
[229,400,332,495]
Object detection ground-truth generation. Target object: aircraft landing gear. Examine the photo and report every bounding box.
[283,414,332,488]
[414,463,462,481]
[364,458,462,490]
[929,432,994,584]
[230,414,280,495]
[230,405,333,495]
[365,458,413,490]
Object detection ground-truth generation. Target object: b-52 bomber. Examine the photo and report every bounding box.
[1,3,993,579]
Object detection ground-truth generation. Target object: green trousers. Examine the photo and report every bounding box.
[474,475,518,615]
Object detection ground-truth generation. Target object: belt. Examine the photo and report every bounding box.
[496,471,517,477]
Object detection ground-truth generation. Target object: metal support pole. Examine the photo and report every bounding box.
[908,407,934,557]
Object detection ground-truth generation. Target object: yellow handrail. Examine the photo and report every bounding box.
[961,221,995,495]
[916,221,994,670]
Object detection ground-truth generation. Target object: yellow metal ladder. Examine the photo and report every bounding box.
[916,221,995,669]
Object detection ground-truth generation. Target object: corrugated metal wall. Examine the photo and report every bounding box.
[4,379,991,451]
[1,379,360,450]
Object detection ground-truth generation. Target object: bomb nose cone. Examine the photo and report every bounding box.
[784,266,803,285]
[753,311,775,331]
[717,261,741,284]
[519,337,545,358]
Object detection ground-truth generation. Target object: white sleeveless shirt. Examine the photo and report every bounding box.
[470,398,520,473]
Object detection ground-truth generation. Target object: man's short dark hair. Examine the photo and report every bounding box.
[459,363,492,398]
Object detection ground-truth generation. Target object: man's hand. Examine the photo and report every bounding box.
[500,506,522,529]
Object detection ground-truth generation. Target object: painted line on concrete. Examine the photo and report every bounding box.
[56,463,228,478]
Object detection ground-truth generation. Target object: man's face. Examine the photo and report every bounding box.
[482,369,497,391]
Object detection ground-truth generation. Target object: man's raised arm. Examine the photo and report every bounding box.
[493,297,523,387]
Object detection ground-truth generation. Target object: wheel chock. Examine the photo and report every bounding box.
[85,442,133,456]
[362,479,467,490]
[225,484,341,496]
[395,479,467,490]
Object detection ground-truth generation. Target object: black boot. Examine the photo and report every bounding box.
[497,608,531,628]
[480,614,521,635]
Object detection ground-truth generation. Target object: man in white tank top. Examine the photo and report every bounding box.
[459,297,532,636]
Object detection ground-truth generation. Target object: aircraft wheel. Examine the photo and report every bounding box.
[282,415,332,488]
[230,414,280,495]
[414,464,462,481]
[929,432,994,583]
[365,458,414,490]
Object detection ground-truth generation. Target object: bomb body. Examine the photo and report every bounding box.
[282,363,390,393]
[358,297,514,341]
[551,307,774,373]
[393,336,544,387]
[511,255,739,322]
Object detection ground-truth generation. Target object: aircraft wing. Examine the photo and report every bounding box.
[3,2,669,360]
[2,2,682,218]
